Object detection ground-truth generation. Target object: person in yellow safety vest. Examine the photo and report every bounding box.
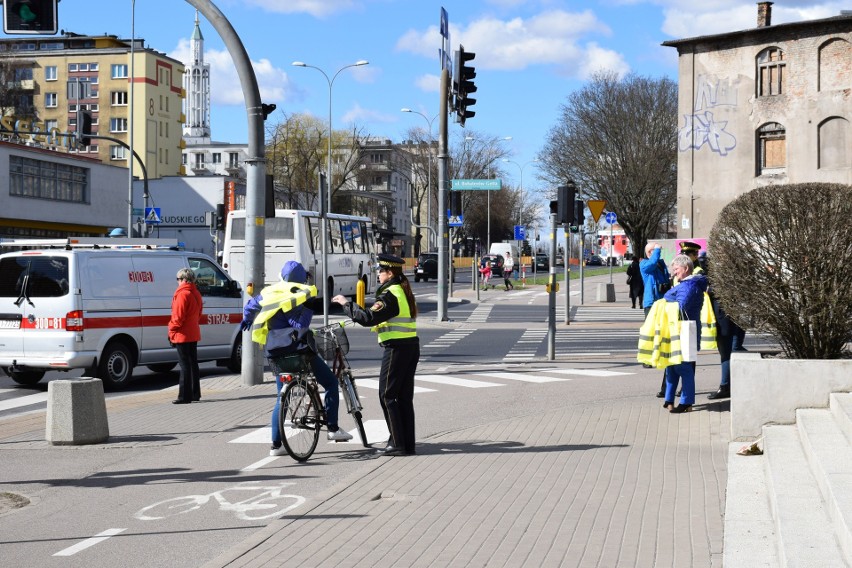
[333,253,419,456]
[242,260,353,457]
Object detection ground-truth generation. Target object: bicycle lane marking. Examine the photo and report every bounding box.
[53,528,127,556]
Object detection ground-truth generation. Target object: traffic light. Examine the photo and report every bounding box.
[521,240,531,256]
[3,0,58,35]
[454,45,476,127]
[556,181,576,225]
[215,204,225,231]
[76,109,93,146]
[574,199,584,226]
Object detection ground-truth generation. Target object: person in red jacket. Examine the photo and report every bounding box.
[169,268,203,404]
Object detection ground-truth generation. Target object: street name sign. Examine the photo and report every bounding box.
[451,179,502,191]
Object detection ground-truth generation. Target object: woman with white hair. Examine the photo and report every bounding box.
[661,255,708,413]
[169,267,203,404]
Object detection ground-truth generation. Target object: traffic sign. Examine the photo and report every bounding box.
[514,225,526,240]
[448,213,464,227]
[588,200,606,223]
[605,211,617,225]
[145,207,162,224]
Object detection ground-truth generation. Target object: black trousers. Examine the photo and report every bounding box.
[175,342,200,402]
[378,339,420,452]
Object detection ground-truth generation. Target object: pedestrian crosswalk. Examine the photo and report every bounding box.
[228,366,634,447]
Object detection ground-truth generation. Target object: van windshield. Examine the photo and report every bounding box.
[0,257,69,298]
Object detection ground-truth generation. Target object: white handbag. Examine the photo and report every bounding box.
[680,319,698,362]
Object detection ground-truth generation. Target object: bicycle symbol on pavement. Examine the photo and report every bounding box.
[134,481,305,522]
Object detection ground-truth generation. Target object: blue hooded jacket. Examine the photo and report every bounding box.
[242,261,313,332]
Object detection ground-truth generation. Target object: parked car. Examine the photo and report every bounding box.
[586,255,604,266]
[413,252,454,282]
[534,254,549,271]
[480,254,504,274]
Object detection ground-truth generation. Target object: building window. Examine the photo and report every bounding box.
[228,153,239,168]
[111,64,128,79]
[89,63,98,71]
[182,153,187,165]
[111,91,128,106]
[212,153,221,164]
[44,119,58,132]
[758,122,786,174]
[9,155,89,203]
[757,47,785,97]
[110,118,127,132]
[68,63,78,72]
[110,145,127,160]
[44,66,57,81]
[14,67,33,81]
[44,93,57,107]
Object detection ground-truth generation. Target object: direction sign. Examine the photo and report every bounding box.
[588,200,606,223]
[451,179,502,191]
[144,207,162,224]
[605,211,617,225]
[514,225,525,240]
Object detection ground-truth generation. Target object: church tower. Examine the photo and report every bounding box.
[183,11,211,144]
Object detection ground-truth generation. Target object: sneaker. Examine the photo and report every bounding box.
[327,429,353,442]
[269,445,287,457]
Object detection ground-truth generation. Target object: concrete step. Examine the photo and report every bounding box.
[796,406,852,561]
[762,424,848,566]
[723,441,779,568]
[829,393,852,444]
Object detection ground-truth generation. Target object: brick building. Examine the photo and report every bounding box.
[663,2,852,238]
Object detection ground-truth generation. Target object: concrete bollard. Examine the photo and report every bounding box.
[596,282,615,302]
[46,378,109,445]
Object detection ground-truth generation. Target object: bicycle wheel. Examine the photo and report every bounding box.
[279,379,321,462]
[341,371,369,448]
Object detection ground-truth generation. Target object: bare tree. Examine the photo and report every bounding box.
[709,183,852,359]
[0,55,38,125]
[538,71,678,255]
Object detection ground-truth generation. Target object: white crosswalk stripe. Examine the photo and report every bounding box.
[356,379,436,394]
[503,329,546,363]
[466,304,493,323]
[0,392,48,412]
[422,328,474,349]
[416,374,504,388]
[479,371,571,384]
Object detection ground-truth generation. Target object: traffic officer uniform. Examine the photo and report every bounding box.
[341,253,419,455]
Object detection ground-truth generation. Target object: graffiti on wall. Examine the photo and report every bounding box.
[678,75,738,156]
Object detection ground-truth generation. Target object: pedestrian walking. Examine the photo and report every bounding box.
[169,268,203,404]
[503,252,515,291]
[333,253,419,456]
[626,257,644,309]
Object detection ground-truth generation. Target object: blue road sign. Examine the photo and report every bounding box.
[605,211,617,225]
[145,207,162,224]
[514,225,526,240]
[448,212,464,227]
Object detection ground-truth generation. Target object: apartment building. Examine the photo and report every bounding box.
[0,32,185,180]
[663,2,852,238]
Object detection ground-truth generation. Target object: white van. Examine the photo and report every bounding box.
[0,238,244,388]
[489,242,519,268]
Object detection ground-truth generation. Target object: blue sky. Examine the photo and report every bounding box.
[53,0,846,198]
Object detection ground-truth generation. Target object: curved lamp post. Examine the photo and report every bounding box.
[401,108,438,251]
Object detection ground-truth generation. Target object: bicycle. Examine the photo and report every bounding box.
[270,322,369,462]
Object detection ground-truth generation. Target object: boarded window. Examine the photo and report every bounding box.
[759,123,786,173]
[757,48,786,97]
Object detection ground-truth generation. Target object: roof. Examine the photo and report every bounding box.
[662,12,852,49]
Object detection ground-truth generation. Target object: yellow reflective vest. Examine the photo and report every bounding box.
[699,292,717,350]
[637,294,717,368]
[250,281,317,345]
[374,284,417,343]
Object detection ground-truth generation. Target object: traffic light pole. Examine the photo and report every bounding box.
[188,0,266,386]
[548,212,557,360]
[436,66,450,321]
[564,225,570,325]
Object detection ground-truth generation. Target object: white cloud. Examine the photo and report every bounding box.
[415,74,441,93]
[340,103,398,126]
[170,39,296,107]
[241,0,360,18]
[577,43,631,79]
[396,9,629,79]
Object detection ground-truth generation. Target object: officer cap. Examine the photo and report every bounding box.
[377,253,405,268]
[679,241,701,255]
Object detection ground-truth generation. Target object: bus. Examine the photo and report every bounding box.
[221,209,377,298]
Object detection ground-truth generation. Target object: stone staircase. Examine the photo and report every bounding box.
[725,392,852,567]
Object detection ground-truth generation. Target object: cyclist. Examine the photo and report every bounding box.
[242,261,352,457]
[333,253,419,456]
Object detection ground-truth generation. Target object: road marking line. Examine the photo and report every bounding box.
[0,392,48,412]
[53,528,126,556]
[329,419,388,445]
[542,368,634,377]
[229,427,269,444]
[416,374,504,388]
[480,371,570,384]
[242,456,279,471]
[355,379,436,394]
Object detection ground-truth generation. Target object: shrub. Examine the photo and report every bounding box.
[708,183,852,359]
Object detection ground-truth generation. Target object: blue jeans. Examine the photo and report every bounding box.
[665,362,695,405]
[271,354,340,445]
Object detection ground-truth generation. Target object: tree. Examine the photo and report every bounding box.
[538,71,678,257]
[0,55,38,124]
[709,183,852,359]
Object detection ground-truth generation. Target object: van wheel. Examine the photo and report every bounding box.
[5,369,45,386]
[98,342,135,388]
[146,363,177,374]
[226,337,242,373]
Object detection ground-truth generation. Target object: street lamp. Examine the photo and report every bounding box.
[467,136,511,251]
[292,59,368,326]
[502,158,539,227]
[401,108,438,252]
